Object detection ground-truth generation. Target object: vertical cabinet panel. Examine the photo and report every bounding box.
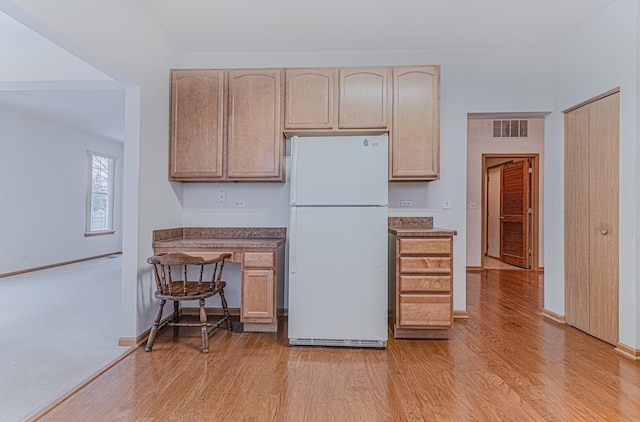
[170,69,225,180]
[285,68,337,130]
[339,67,389,129]
[390,66,440,180]
[242,269,275,322]
[564,91,619,345]
[227,69,284,180]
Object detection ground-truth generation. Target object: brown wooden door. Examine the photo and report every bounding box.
[500,160,530,268]
[564,91,619,345]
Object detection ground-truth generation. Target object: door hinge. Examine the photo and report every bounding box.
[528,167,533,173]
[528,208,532,214]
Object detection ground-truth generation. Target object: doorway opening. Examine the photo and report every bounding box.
[482,154,540,271]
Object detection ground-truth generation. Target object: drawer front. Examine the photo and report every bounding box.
[399,256,452,274]
[399,238,451,255]
[243,251,274,268]
[399,294,452,328]
[399,275,451,293]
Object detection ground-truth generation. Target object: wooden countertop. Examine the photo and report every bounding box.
[388,227,457,237]
[152,227,286,249]
[388,216,456,237]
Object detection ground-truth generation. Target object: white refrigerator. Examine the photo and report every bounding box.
[288,134,388,348]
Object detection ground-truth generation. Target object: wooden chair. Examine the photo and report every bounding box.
[145,252,232,353]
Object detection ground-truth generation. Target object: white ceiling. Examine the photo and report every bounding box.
[0,0,618,142]
[139,0,617,52]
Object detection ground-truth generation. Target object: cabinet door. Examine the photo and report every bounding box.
[338,67,389,129]
[242,269,275,322]
[390,66,440,180]
[285,68,337,130]
[227,69,284,181]
[170,69,225,180]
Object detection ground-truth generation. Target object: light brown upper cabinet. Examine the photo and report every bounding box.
[169,68,284,182]
[339,67,389,129]
[285,68,337,130]
[170,69,225,180]
[227,69,284,181]
[390,65,440,181]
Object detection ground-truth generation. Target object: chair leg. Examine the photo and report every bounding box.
[173,301,180,323]
[219,289,232,331]
[199,298,209,353]
[145,299,166,352]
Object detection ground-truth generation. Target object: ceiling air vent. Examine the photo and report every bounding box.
[493,119,528,138]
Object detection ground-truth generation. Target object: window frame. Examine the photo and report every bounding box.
[85,150,116,236]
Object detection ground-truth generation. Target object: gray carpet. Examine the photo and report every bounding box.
[0,256,130,421]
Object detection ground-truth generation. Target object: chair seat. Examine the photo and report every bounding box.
[155,281,226,300]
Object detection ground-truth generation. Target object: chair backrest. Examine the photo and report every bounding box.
[147,252,231,296]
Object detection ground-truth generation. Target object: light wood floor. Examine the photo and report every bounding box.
[36,270,640,421]
[484,254,525,270]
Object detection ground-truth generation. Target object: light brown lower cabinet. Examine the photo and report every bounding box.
[389,233,454,339]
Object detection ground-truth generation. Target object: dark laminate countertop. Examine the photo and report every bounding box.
[388,216,457,237]
[152,227,286,249]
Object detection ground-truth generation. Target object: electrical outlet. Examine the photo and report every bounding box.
[469,202,478,209]
[233,200,245,208]
[3,256,12,262]
[217,190,226,204]
[400,200,412,207]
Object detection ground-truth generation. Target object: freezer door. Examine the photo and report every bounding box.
[288,206,388,343]
[290,135,388,206]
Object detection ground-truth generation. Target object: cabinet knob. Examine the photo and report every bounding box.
[601,228,608,235]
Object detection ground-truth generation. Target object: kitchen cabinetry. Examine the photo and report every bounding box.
[169,68,284,182]
[564,90,619,345]
[390,65,440,181]
[152,227,286,333]
[285,68,337,130]
[242,251,279,331]
[227,69,284,181]
[284,66,389,131]
[170,69,225,180]
[171,64,441,182]
[389,226,455,339]
[338,67,389,129]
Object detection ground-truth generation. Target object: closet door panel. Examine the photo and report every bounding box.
[587,92,619,345]
[564,105,591,333]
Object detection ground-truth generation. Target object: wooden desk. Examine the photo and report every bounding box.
[153,227,286,333]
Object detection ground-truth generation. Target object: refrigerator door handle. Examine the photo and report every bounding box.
[290,136,299,205]
[290,207,297,273]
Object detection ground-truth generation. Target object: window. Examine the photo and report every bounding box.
[86,151,116,235]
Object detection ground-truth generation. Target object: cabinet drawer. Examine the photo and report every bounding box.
[399,275,451,293]
[399,294,452,328]
[399,256,452,274]
[399,238,451,255]
[243,251,274,268]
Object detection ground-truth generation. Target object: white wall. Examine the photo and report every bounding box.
[466,118,545,268]
[185,47,555,313]
[1,0,186,339]
[547,0,638,348]
[0,106,123,273]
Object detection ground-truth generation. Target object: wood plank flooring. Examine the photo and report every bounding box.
[35,270,640,421]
